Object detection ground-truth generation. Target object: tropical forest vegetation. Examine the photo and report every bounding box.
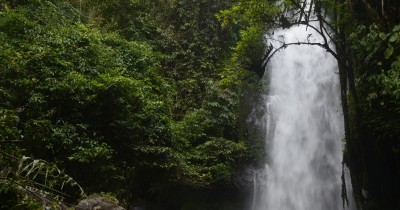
[0,0,399,210]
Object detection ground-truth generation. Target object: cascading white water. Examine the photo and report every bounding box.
[253,9,357,210]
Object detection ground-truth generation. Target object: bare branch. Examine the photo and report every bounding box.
[298,0,308,23]
[0,149,19,160]
[262,40,349,72]
[264,41,329,67]
[307,0,314,23]
[261,0,351,79]
[265,37,285,45]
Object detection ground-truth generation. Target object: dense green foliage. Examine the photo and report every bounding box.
[2,0,399,209]
[0,0,264,209]
[349,22,400,210]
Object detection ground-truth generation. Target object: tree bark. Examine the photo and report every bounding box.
[336,0,366,208]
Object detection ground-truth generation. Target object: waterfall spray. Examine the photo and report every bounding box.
[253,2,357,209]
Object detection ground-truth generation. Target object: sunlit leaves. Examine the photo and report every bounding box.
[218,0,277,28]
[69,140,113,163]
[0,109,21,141]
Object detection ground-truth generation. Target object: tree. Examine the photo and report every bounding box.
[220,0,367,208]
[1,0,257,209]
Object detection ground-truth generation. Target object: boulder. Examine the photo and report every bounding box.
[75,197,125,210]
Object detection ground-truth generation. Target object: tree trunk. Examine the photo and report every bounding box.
[335,0,366,208]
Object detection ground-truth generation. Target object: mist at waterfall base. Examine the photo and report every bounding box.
[250,25,357,210]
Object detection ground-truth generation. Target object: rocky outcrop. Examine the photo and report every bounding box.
[75,197,125,210]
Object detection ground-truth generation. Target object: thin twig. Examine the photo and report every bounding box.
[0,149,19,160]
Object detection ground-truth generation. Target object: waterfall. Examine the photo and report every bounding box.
[253,7,357,210]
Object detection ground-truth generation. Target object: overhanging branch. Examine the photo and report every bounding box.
[263,41,349,71]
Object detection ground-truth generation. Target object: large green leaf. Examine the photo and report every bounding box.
[389,32,399,43]
[384,45,394,59]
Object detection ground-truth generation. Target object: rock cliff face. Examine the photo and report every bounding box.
[75,197,125,210]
